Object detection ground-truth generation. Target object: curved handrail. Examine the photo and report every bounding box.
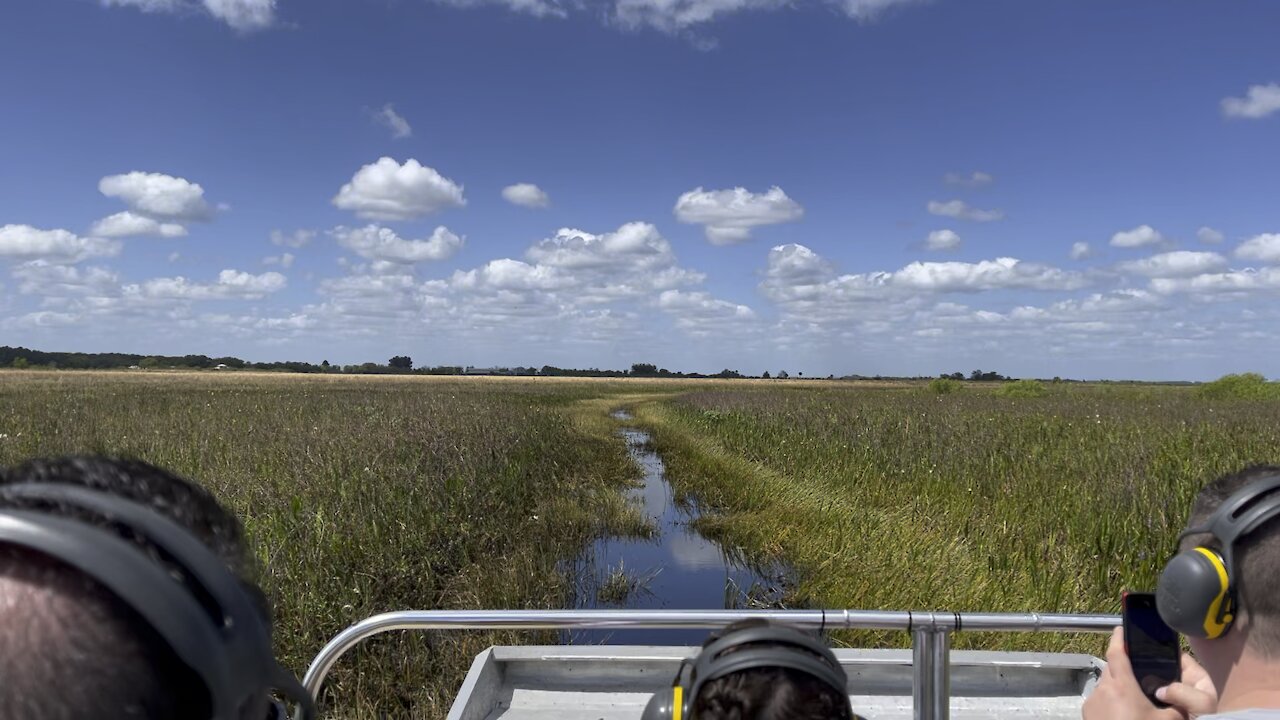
[301,608,1120,707]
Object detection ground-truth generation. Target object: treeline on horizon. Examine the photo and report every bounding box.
[0,345,1176,384]
[0,347,803,379]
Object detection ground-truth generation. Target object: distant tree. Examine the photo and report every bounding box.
[12,357,29,369]
[777,370,789,379]
[139,357,161,369]
[321,359,331,370]
[388,356,413,370]
[630,363,658,377]
[949,372,964,381]
[762,371,771,379]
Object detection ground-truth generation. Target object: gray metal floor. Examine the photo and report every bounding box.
[447,646,1104,720]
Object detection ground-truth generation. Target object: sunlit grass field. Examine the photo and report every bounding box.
[632,382,1280,652]
[2,370,1278,717]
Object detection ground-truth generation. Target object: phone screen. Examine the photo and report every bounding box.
[1123,591,1181,705]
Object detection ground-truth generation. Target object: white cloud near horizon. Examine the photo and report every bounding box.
[502,183,550,208]
[1117,250,1228,279]
[1070,242,1092,260]
[674,186,804,244]
[332,157,466,221]
[1222,83,1280,119]
[124,269,287,300]
[926,199,1004,222]
[0,225,122,264]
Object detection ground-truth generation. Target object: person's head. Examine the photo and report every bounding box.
[1169,464,1280,667]
[0,455,308,720]
[643,619,855,720]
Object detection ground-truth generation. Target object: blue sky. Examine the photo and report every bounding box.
[2,0,1279,379]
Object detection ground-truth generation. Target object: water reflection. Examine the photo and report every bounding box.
[565,410,795,645]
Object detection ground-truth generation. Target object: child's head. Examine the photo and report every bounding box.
[643,619,855,720]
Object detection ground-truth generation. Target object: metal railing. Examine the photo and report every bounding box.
[302,608,1119,720]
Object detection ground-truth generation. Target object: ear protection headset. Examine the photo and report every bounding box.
[0,483,316,720]
[640,623,850,720]
[1156,474,1280,640]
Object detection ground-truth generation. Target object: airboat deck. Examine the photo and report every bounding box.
[446,645,1103,720]
[303,609,1114,720]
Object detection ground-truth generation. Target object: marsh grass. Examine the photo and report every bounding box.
[0,371,661,718]
[634,384,1280,654]
[6,371,1278,711]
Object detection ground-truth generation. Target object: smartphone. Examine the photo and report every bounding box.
[1122,591,1181,707]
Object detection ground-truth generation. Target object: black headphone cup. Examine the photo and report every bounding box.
[640,688,679,720]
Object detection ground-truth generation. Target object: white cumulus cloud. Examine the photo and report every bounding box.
[925,229,960,251]
[502,183,550,208]
[332,225,464,264]
[1198,226,1225,245]
[90,211,188,238]
[611,0,919,33]
[926,199,1004,222]
[0,225,122,264]
[1151,268,1280,295]
[1221,83,1280,119]
[125,269,287,300]
[103,0,276,31]
[1235,233,1280,264]
[332,157,466,221]
[1070,242,1093,260]
[674,186,804,244]
[99,171,212,221]
[373,103,412,139]
[762,244,1086,309]
[943,171,993,188]
[11,262,120,296]
[1117,251,1228,278]
[263,253,295,269]
[1110,224,1164,248]
[657,289,756,336]
[270,229,316,248]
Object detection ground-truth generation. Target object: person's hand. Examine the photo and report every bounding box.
[1153,652,1218,719]
[1082,627,1183,720]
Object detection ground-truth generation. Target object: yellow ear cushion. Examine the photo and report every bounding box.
[1194,547,1232,639]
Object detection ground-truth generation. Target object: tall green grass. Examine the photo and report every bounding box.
[0,371,652,718]
[636,383,1280,653]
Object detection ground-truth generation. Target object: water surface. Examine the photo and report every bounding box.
[565,410,792,645]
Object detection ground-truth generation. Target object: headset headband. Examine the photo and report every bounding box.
[689,625,849,704]
[1177,474,1280,587]
[0,483,314,720]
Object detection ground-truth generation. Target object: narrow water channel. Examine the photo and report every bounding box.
[565,410,793,645]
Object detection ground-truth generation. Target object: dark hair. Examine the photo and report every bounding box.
[691,620,855,720]
[1183,464,1280,656]
[0,456,264,719]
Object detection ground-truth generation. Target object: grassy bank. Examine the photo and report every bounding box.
[633,383,1280,653]
[0,371,659,718]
